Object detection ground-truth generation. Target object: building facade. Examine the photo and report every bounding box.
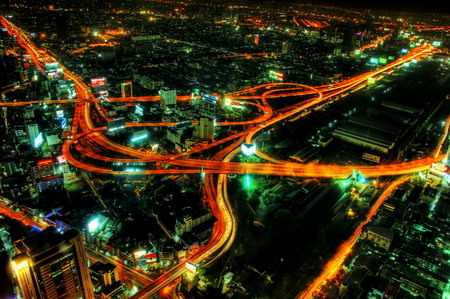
[12,227,95,299]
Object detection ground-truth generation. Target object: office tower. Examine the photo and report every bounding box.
[159,88,177,107]
[27,123,42,148]
[120,81,133,98]
[12,227,95,299]
[194,117,215,140]
[90,261,123,298]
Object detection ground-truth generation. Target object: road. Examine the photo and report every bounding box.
[297,176,412,298]
[1,15,447,299]
[0,196,154,288]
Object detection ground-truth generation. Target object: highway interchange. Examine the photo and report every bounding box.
[0,15,447,298]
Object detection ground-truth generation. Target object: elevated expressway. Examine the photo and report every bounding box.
[1,15,446,298]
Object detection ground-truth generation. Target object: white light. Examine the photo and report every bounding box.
[131,134,149,143]
[242,143,256,156]
[186,262,197,272]
[88,218,99,232]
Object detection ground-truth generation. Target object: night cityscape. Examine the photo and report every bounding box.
[0,0,449,298]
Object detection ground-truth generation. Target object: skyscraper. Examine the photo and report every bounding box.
[12,227,95,299]
[194,117,215,140]
[159,88,177,107]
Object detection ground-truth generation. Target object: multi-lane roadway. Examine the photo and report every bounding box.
[0,15,446,298]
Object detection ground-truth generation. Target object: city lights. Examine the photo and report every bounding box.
[241,143,256,156]
[268,70,284,81]
[0,4,448,299]
[88,218,99,232]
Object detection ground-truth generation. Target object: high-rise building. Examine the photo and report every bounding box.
[159,88,177,107]
[120,81,133,98]
[90,261,123,298]
[27,123,43,148]
[12,227,95,299]
[194,117,215,140]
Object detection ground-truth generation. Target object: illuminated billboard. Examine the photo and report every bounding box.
[55,110,64,118]
[133,250,146,259]
[56,155,66,164]
[90,77,106,87]
[98,90,109,97]
[268,70,284,81]
[45,62,59,69]
[46,70,60,79]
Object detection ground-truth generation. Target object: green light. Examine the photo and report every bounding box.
[243,175,253,189]
[443,280,450,299]
[245,175,251,188]
[130,286,139,296]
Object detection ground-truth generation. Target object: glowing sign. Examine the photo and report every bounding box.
[432,41,441,47]
[12,260,29,270]
[98,90,109,97]
[45,62,58,69]
[55,110,64,118]
[231,102,244,109]
[242,143,256,156]
[269,70,284,81]
[133,250,146,258]
[146,252,157,259]
[56,155,66,164]
[46,70,60,79]
[90,77,106,87]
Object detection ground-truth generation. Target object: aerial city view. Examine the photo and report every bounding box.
[0,0,449,298]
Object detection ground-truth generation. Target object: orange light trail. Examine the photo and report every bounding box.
[1,15,445,299]
[297,176,411,298]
